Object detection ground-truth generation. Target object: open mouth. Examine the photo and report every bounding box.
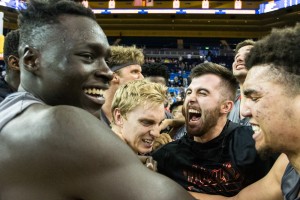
[83,87,106,104]
[251,124,262,140]
[142,139,154,147]
[188,108,201,122]
[84,88,104,98]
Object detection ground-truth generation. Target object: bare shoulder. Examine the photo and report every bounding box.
[0,105,196,199]
[0,104,130,182]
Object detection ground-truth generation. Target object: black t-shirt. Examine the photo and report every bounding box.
[282,163,300,200]
[152,120,275,196]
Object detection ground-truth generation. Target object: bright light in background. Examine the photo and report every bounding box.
[173,0,180,8]
[202,0,209,9]
[82,0,89,8]
[234,0,242,9]
[109,0,115,8]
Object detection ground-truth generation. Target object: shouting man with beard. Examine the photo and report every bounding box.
[152,62,275,196]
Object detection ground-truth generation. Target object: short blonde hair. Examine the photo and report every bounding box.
[111,80,167,124]
[107,45,144,72]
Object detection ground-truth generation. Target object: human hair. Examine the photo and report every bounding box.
[169,100,184,113]
[142,62,169,83]
[190,62,238,101]
[3,29,20,72]
[107,45,144,72]
[235,39,256,54]
[246,23,300,95]
[111,80,167,124]
[18,0,96,47]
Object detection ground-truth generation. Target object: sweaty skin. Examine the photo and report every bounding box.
[0,15,195,200]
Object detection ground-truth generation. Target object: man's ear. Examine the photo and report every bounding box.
[220,100,234,114]
[22,46,40,73]
[113,108,123,127]
[7,55,20,71]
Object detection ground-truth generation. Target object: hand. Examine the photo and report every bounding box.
[159,118,185,131]
[138,156,157,171]
[152,133,173,151]
[159,119,173,131]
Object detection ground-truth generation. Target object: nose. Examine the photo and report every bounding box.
[138,73,144,80]
[150,125,160,138]
[95,62,114,82]
[186,91,196,102]
[241,98,252,118]
[236,54,245,64]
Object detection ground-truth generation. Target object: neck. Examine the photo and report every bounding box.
[288,152,300,174]
[111,125,122,139]
[239,84,246,119]
[237,76,246,85]
[4,73,19,91]
[194,117,228,143]
[286,98,300,173]
[102,85,118,123]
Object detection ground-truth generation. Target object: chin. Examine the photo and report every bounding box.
[187,127,205,137]
[257,145,275,160]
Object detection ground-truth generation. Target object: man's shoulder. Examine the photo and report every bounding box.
[4,104,101,138]
[39,105,102,131]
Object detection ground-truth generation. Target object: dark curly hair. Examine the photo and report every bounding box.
[191,62,238,101]
[246,23,300,95]
[142,62,169,83]
[18,0,96,47]
[3,29,20,72]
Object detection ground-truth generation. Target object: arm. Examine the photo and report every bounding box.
[189,154,288,200]
[0,105,195,200]
[160,118,185,131]
[153,133,173,151]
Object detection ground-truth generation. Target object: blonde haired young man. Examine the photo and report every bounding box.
[101,45,144,126]
[111,79,167,155]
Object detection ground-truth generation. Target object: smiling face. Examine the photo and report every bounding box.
[20,15,113,116]
[119,103,165,154]
[183,74,224,137]
[242,65,299,156]
[232,45,253,82]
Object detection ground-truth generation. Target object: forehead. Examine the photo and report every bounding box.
[129,103,165,120]
[237,45,253,54]
[244,65,278,92]
[122,64,142,71]
[45,15,109,49]
[244,66,270,84]
[189,74,221,90]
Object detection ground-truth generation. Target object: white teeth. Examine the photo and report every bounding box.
[188,109,200,114]
[143,139,153,144]
[252,125,261,132]
[84,88,105,95]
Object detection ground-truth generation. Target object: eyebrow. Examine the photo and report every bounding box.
[243,88,258,97]
[85,43,108,56]
[186,87,209,93]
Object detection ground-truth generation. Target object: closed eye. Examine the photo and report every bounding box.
[140,120,154,127]
[250,96,259,102]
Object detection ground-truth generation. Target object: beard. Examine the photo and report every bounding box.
[187,107,220,137]
[257,144,276,160]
